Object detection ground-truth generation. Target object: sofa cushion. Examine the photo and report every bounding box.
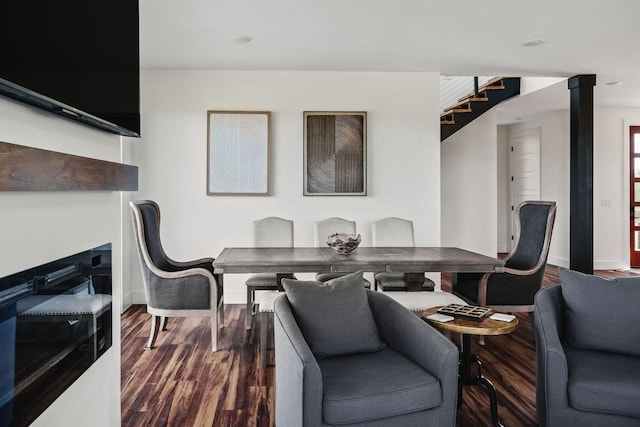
[281,271,384,358]
[559,267,640,357]
[318,348,441,425]
[566,348,640,418]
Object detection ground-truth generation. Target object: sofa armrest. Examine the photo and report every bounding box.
[534,285,569,427]
[366,290,459,421]
[273,295,323,427]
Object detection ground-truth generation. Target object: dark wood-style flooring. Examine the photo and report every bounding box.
[121,265,637,426]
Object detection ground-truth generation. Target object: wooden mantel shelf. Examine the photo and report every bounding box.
[0,141,138,191]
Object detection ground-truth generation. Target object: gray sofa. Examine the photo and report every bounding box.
[273,272,459,427]
[534,268,640,427]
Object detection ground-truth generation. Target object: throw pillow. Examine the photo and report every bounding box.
[281,271,384,358]
[559,267,640,357]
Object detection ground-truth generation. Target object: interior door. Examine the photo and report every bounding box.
[510,128,541,250]
[629,127,640,267]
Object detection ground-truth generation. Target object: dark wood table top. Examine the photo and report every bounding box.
[213,246,504,275]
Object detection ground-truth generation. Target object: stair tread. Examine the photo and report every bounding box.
[444,107,472,114]
[483,76,505,86]
[479,85,505,92]
[441,119,455,125]
[458,95,489,102]
[454,76,510,105]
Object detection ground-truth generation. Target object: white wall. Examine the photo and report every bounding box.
[441,110,498,256]
[0,97,123,425]
[497,125,509,252]
[507,110,570,267]
[128,70,442,302]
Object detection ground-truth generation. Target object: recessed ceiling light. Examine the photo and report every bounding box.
[232,36,252,44]
[606,81,623,86]
[522,39,546,47]
[514,117,523,121]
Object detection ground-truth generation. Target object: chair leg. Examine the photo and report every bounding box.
[246,286,253,330]
[210,312,218,352]
[160,316,168,331]
[260,311,268,368]
[218,298,225,329]
[145,315,161,350]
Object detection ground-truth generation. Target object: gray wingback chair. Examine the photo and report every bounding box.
[130,200,222,351]
[274,272,459,427]
[535,268,640,426]
[453,200,556,315]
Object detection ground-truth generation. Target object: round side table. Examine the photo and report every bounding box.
[422,307,518,427]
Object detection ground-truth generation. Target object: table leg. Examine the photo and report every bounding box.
[459,334,504,427]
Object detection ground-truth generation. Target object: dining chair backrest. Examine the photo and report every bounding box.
[131,199,172,272]
[314,217,356,247]
[253,217,294,248]
[372,217,415,247]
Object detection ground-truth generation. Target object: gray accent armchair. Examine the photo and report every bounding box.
[535,283,640,426]
[453,200,556,315]
[130,200,222,351]
[273,289,459,426]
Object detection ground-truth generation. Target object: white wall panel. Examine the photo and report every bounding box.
[441,110,498,257]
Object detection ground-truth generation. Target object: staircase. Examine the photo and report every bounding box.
[440,77,521,141]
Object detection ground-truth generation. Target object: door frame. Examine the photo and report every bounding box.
[624,120,637,268]
[626,123,640,267]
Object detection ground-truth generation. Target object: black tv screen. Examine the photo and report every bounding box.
[0,1,140,137]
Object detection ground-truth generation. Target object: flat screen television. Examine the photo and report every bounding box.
[0,1,140,137]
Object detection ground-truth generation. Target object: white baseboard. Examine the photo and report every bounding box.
[131,290,146,305]
[593,259,629,271]
[547,256,629,272]
[547,256,568,269]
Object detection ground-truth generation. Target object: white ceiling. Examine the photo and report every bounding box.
[140,0,640,121]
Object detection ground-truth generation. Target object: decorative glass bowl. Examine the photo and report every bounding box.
[326,233,361,254]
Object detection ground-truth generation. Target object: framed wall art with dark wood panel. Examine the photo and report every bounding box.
[207,111,270,195]
[303,111,367,196]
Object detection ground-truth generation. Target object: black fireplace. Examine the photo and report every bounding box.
[0,244,112,427]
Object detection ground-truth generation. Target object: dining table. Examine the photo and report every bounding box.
[213,246,504,289]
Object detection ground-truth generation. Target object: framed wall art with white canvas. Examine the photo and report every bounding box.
[303,111,367,196]
[207,111,270,195]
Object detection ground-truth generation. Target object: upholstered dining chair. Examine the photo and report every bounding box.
[313,217,370,287]
[372,217,435,291]
[244,217,295,329]
[130,200,222,351]
[452,200,556,318]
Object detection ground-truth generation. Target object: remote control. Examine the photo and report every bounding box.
[490,313,516,322]
[427,313,455,323]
